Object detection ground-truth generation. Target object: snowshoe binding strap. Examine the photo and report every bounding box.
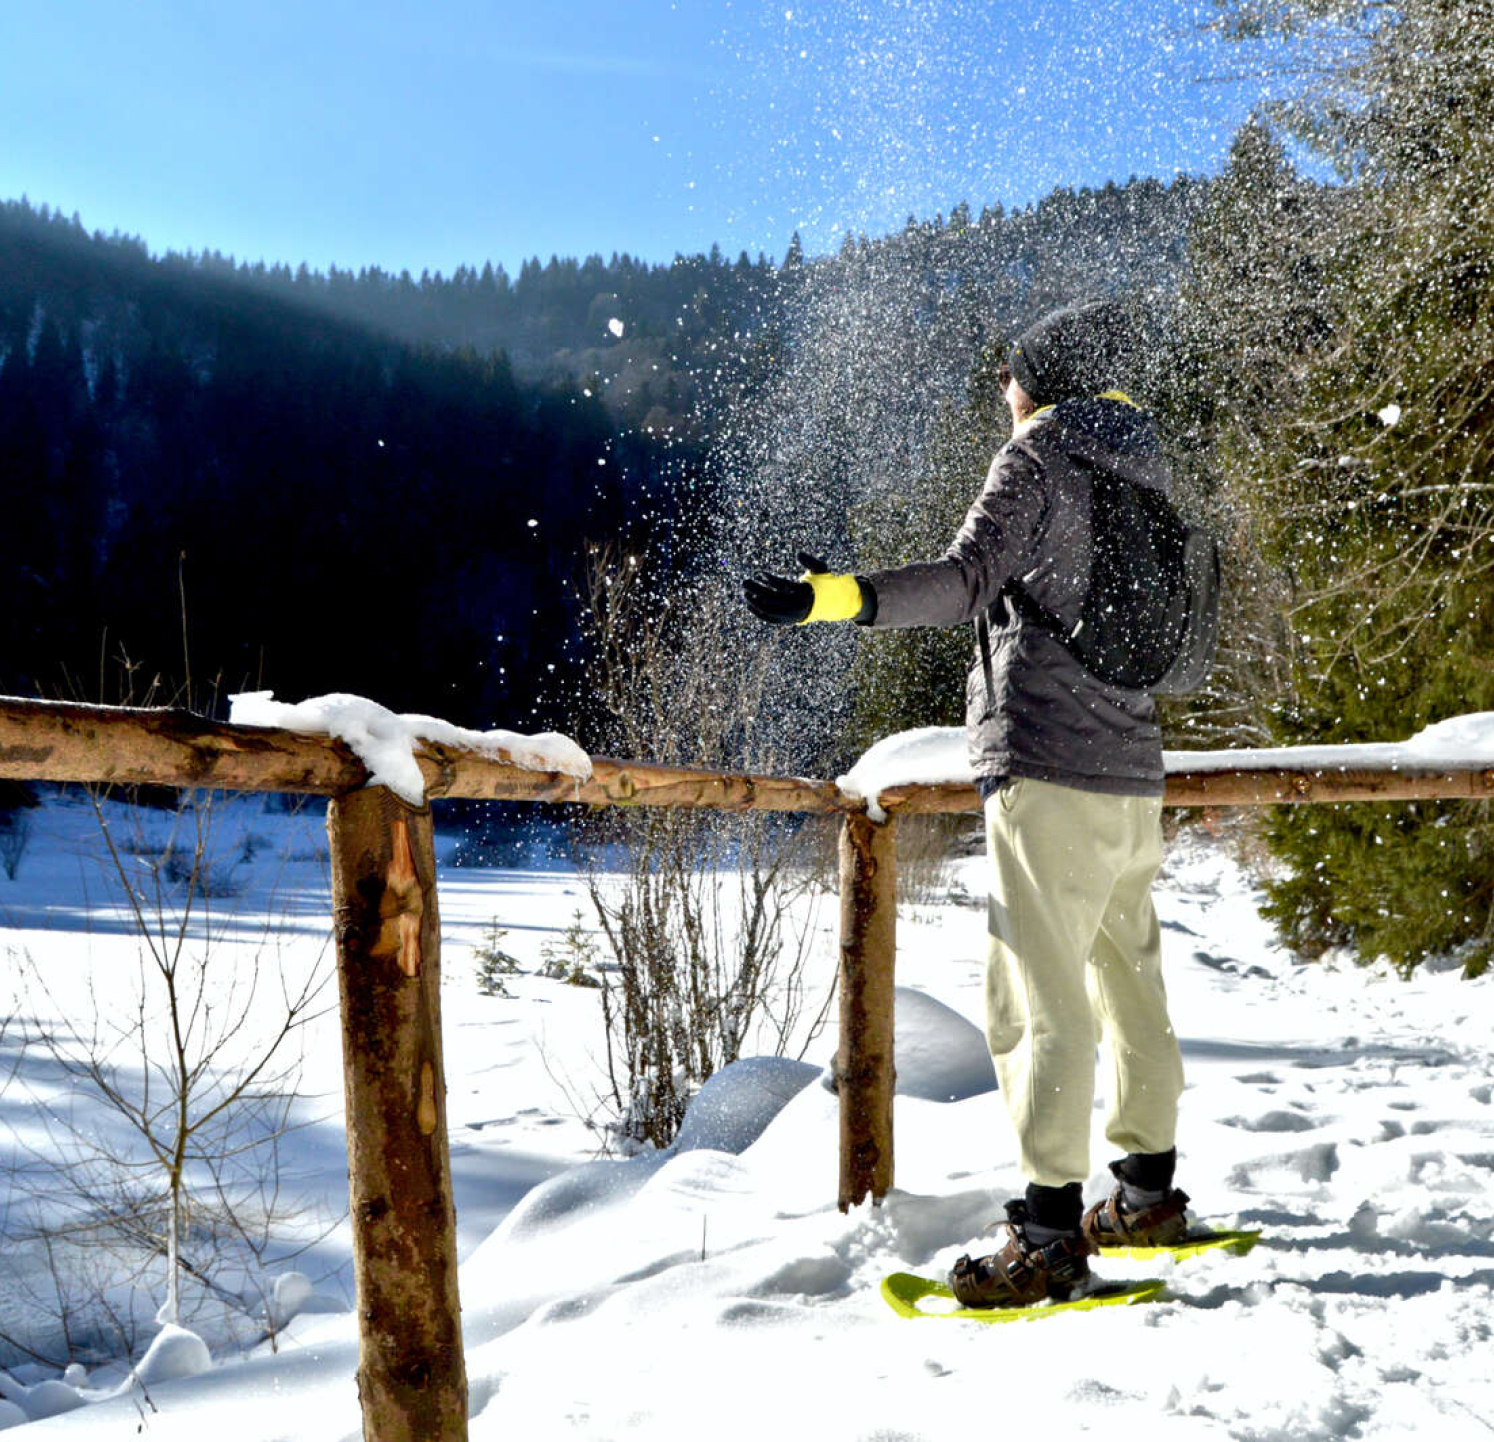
[949,1201,1093,1308]
[1081,1185,1191,1250]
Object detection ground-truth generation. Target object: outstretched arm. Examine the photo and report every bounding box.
[864,441,1049,630]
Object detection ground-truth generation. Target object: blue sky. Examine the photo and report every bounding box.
[0,0,1285,276]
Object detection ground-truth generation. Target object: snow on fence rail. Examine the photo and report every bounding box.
[4,694,1494,1442]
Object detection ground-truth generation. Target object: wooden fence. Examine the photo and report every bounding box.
[3,694,1491,1440]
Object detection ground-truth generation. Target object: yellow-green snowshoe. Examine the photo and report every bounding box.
[881,1271,1165,1324]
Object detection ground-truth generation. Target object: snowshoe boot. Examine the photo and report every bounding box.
[1082,1160,1190,1250]
[948,1199,1094,1309]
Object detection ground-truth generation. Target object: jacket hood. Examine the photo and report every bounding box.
[1026,394,1166,491]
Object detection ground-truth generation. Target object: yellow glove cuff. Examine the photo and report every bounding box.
[799,570,864,624]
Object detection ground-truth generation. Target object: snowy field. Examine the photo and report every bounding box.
[2,789,1492,1439]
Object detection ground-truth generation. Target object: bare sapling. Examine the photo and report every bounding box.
[1,785,335,1367]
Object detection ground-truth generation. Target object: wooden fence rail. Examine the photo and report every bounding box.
[6,697,1494,811]
[3,693,1490,1440]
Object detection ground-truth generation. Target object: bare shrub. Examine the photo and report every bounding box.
[574,546,832,1151]
[893,813,981,909]
[161,844,247,899]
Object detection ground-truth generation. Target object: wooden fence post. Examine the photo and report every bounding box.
[328,787,468,1442]
[836,811,897,1211]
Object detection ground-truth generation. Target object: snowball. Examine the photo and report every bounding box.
[61,1365,88,1388]
[133,1324,212,1386]
[674,1057,820,1154]
[229,691,592,807]
[1378,402,1402,427]
[607,318,624,337]
[0,1399,27,1429]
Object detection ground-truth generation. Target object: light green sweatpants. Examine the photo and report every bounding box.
[984,777,1184,1188]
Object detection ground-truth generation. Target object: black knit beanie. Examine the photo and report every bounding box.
[1007,298,1131,407]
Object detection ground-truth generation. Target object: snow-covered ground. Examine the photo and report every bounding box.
[2,790,1492,1439]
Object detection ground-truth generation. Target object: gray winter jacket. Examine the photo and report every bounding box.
[864,395,1167,796]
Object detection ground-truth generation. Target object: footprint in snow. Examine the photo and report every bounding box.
[1228,1141,1340,1189]
[752,1250,854,1300]
[718,1299,803,1328]
[1192,949,1275,980]
[1222,1110,1320,1134]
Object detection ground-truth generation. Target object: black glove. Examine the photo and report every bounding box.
[742,551,829,626]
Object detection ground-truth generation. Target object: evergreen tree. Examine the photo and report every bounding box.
[1196,0,1494,975]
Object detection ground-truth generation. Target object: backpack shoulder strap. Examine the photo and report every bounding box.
[976,585,1018,703]
[1002,578,1073,644]
[977,606,996,705]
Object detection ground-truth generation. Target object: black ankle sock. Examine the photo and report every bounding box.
[1115,1148,1176,1194]
[1025,1181,1083,1232]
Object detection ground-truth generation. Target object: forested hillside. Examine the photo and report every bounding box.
[0,201,702,723]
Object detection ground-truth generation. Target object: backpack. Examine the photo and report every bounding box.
[995,468,1221,695]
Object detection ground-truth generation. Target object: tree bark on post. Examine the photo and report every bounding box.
[836,811,897,1211]
[328,787,468,1442]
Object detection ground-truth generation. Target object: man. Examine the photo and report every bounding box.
[743,299,1191,1308]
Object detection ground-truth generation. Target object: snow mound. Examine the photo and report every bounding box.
[489,1059,828,1246]
[1168,711,1494,774]
[675,1057,821,1155]
[888,987,995,1101]
[267,1272,314,1330]
[0,1376,84,1422]
[1402,711,1494,761]
[488,1154,670,1244]
[228,691,592,805]
[132,1325,212,1387]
